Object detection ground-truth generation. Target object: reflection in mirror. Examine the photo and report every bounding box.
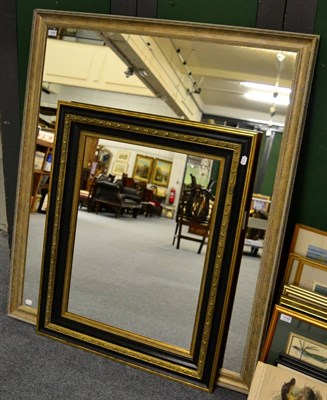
[9,11,318,393]
[29,29,294,368]
[68,137,217,349]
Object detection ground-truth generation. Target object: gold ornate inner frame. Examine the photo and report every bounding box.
[8,10,319,393]
[37,101,260,392]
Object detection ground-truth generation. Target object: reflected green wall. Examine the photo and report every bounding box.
[15,0,327,233]
[257,133,282,196]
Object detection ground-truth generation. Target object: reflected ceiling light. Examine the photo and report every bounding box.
[240,81,291,94]
[244,91,290,106]
[175,48,202,95]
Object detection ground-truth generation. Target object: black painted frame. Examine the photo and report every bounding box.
[37,102,260,391]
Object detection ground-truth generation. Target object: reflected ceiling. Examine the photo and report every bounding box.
[43,28,296,130]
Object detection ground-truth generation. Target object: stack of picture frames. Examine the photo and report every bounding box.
[259,224,327,387]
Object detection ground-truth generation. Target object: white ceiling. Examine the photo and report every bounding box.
[101,31,297,129]
[170,38,296,116]
[45,29,297,131]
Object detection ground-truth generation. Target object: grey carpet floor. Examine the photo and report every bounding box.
[23,211,260,371]
[1,228,247,399]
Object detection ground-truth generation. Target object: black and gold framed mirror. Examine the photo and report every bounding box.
[8,10,318,392]
[37,101,260,392]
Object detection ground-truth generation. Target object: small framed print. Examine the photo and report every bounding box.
[112,161,128,176]
[260,305,326,366]
[116,150,130,162]
[290,224,327,264]
[248,362,326,400]
[251,194,271,213]
[285,333,327,370]
[283,253,327,293]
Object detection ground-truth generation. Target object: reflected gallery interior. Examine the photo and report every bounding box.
[9,10,318,393]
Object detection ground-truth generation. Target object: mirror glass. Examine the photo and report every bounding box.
[9,10,318,392]
[69,137,212,349]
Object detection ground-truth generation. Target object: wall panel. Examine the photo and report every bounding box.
[158,0,257,26]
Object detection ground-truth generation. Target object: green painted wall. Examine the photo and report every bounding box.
[158,0,258,26]
[286,0,327,232]
[15,0,327,234]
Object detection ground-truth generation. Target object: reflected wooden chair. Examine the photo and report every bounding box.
[172,185,214,254]
[79,176,98,211]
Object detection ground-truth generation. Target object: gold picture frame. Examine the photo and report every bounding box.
[283,252,327,294]
[151,159,172,188]
[290,224,327,264]
[250,194,271,213]
[260,305,326,366]
[280,284,327,321]
[116,150,130,162]
[132,154,154,183]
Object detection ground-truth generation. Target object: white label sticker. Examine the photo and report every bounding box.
[280,313,292,323]
[25,299,33,306]
[240,156,248,165]
[48,29,57,37]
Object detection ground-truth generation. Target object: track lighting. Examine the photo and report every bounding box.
[124,67,134,78]
[175,48,202,95]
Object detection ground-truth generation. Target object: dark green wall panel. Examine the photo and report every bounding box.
[158,0,257,26]
[287,0,327,232]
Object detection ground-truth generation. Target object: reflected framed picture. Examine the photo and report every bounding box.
[116,150,130,162]
[283,253,327,293]
[151,158,172,187]
[260,305,326,367]
[133,154,153,183]
[112,161,128,176]
[290,224,327,264]
[251,194,271,213]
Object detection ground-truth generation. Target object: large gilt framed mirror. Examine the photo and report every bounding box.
[8,9,318,392]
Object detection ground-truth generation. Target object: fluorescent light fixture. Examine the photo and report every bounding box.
[138,69,148,78]
[244,91,290,106]
[240,81,291,94]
